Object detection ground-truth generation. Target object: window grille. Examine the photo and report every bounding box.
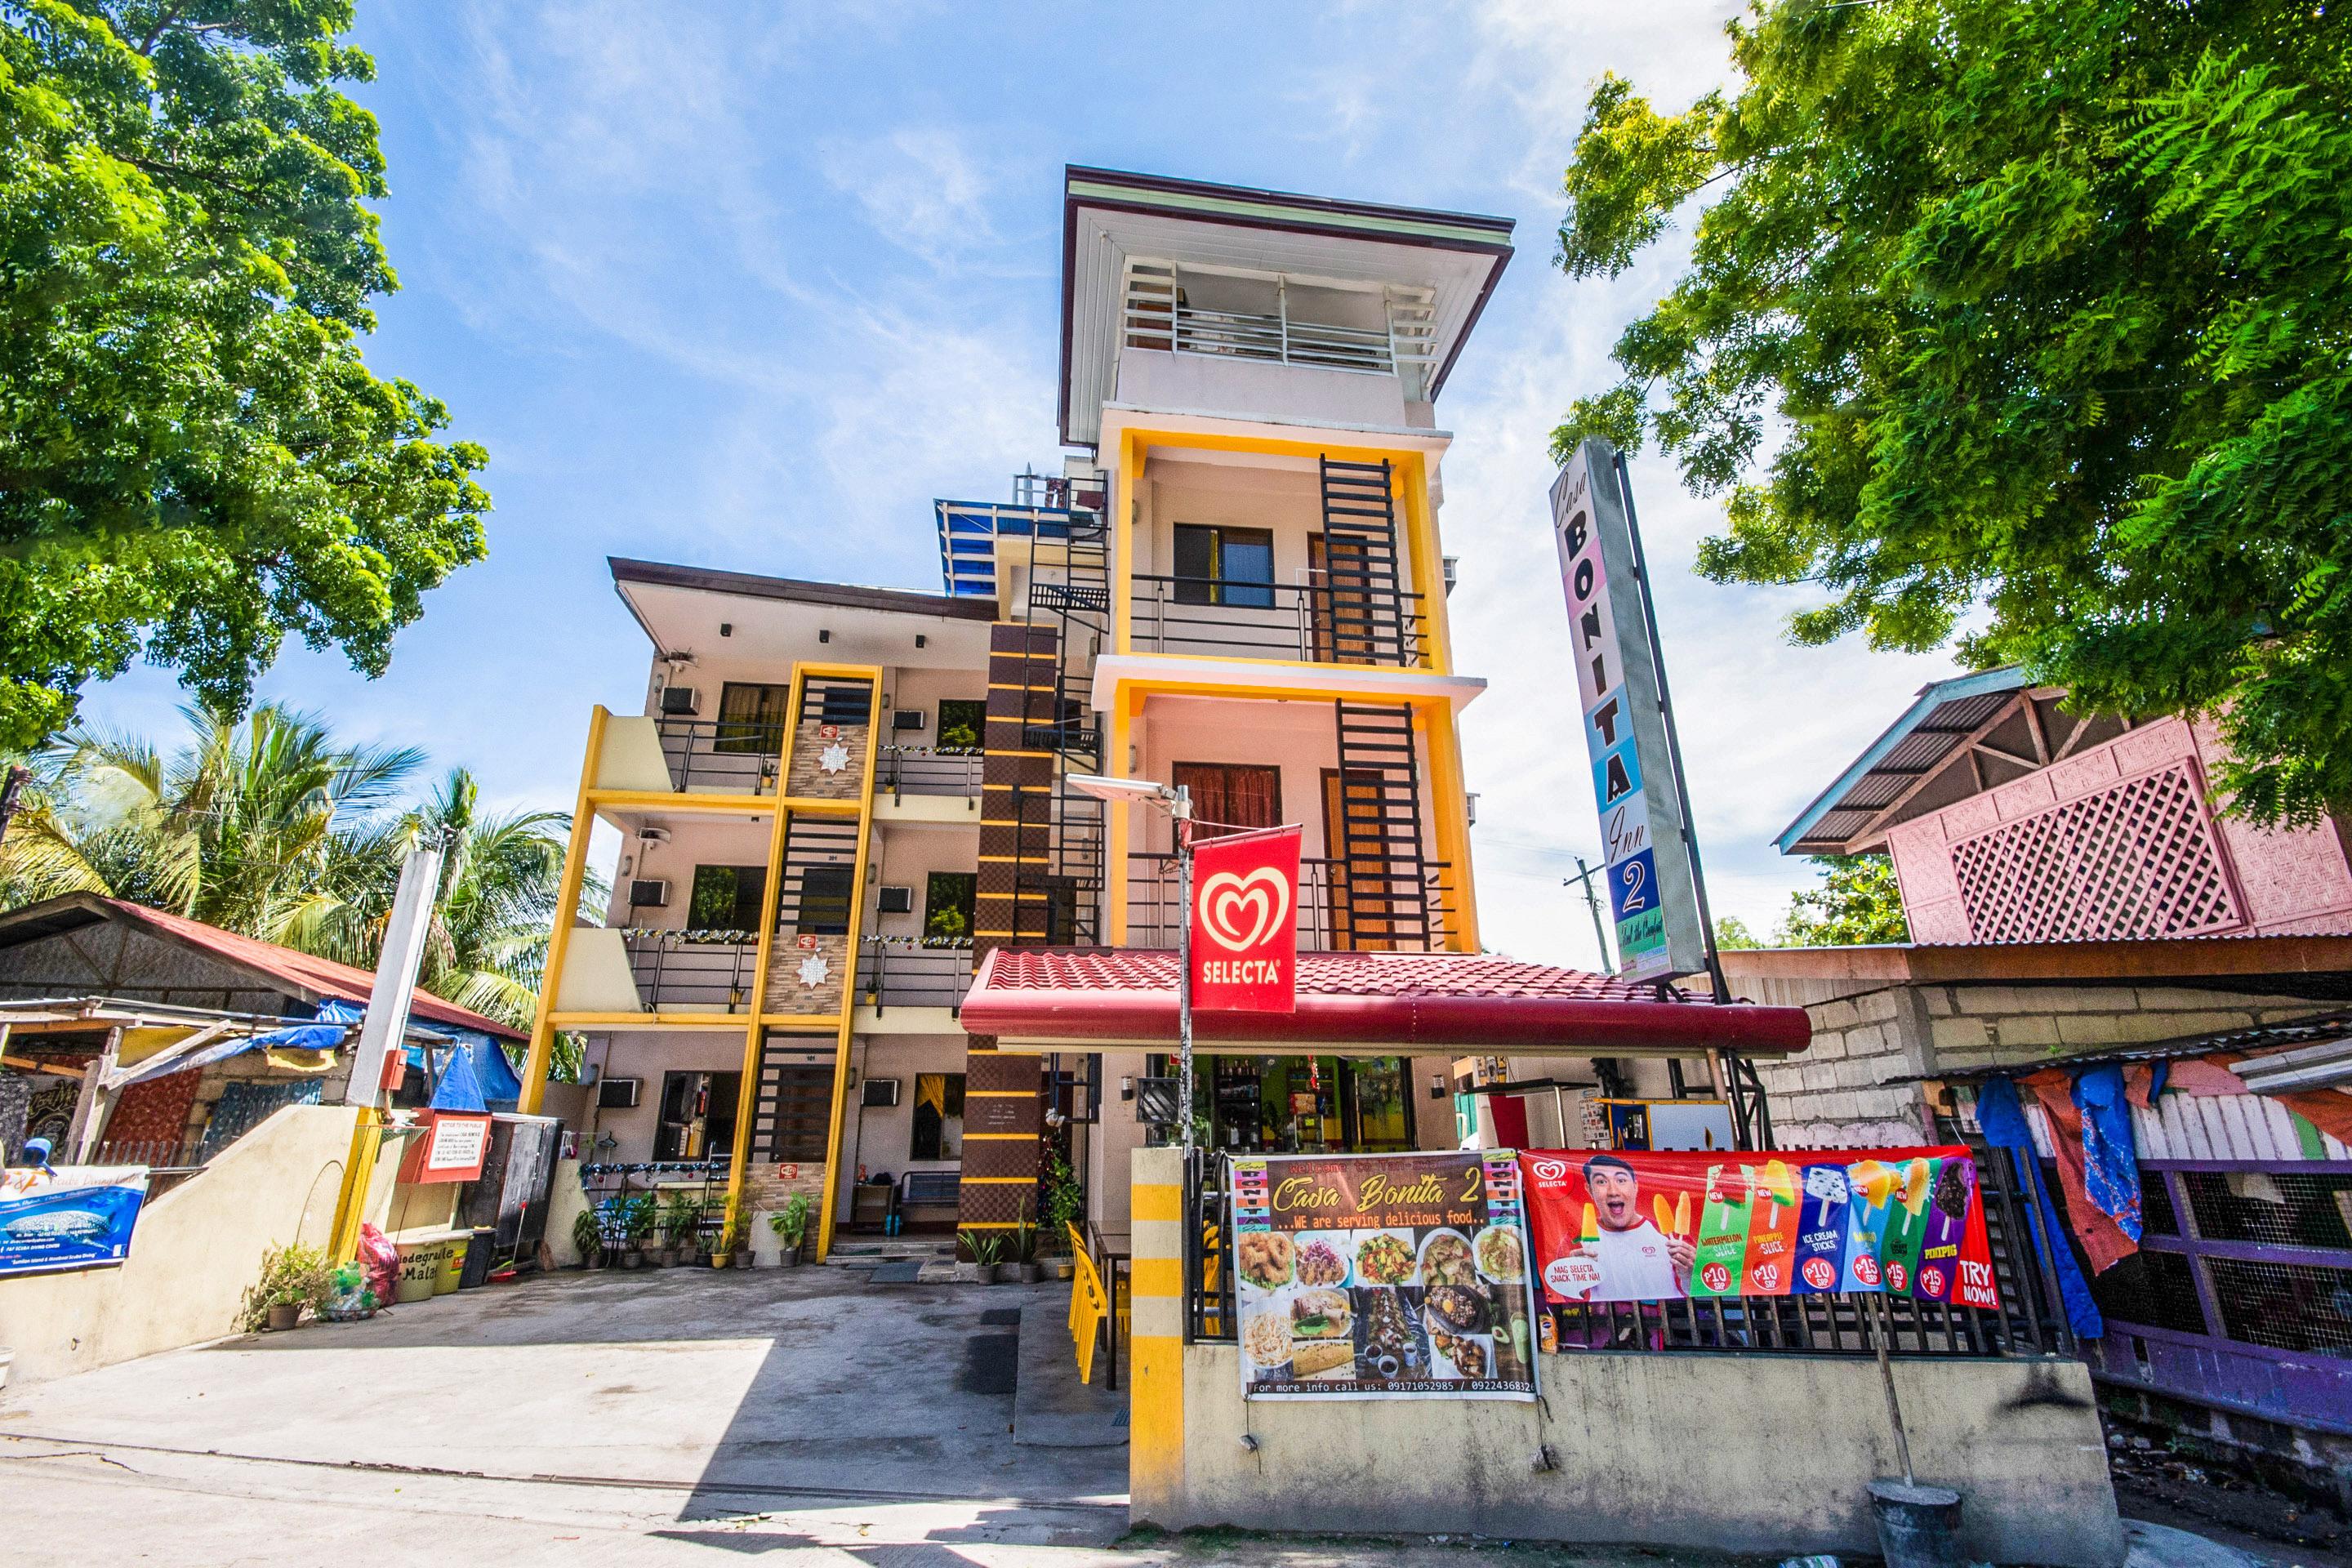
[2087,1249,2209,1337]
[2180,1170,2352,1250]
[2205,1257,2352,1355]
[1948,760,2243,942]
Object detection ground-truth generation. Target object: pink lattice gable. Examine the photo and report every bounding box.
[1883,716,2352,944]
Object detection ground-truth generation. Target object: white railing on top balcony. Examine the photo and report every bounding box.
[1121,260,1437,393]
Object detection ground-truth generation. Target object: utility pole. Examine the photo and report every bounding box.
[1563,856,1615,974]
[0,764,32,848]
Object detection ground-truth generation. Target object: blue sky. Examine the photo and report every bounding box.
[80,0,1962,970]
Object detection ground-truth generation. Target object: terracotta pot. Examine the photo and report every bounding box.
[265,1302,301,1332]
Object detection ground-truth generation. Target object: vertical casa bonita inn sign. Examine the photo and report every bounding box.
[1550,438,1708,981]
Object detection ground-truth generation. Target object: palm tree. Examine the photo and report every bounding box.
[0,705,590,1036]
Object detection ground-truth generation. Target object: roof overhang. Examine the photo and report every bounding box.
[960,947,1811,1057]
[610,558,994,673]
[1061,167,1512,449]
[1776,667,2032,856]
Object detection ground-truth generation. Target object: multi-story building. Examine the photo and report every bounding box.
[523,167,1811,1257]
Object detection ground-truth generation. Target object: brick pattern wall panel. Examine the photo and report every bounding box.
[1947,760,2245,942]
[2110,715,2195,777]
[786,720,870,800]
[1886,816,1961,908]
[1906,898,1974,944]
[763,933,848,1015]
[1990,769,2057,822]
[1936,792,2001,843]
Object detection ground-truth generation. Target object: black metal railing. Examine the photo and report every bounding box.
[876,744,984,798]
[1127,852,1454,951]
[623,931,760,1011]
[1130,575,1428,667]
[855,939,975,1011]
[654,717,785,794]
[1180,1148,2065,1360]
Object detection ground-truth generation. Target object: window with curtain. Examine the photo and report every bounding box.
[1172,763,1283,839]
[911,1072,965,1160]
[715,682,791,754]
[1172,523,1276,608]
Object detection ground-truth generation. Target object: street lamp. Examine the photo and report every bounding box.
[1067,773,1196,1150]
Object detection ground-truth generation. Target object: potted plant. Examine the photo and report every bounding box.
[573,1207,604,1270]
[768,1194,811,1266]
[657,1191,700,1267]
[957,1227,1004,1285]
[1041,1153,1083,1279]
[242,1242,332,1333]
[1010,1201,1042,1285]
[620,1194,655,1268]
[711,1215,744,1269]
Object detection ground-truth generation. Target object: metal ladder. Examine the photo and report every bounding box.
[1330,700,1434,950]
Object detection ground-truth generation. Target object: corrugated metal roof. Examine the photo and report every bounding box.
[1776,667,2033,856]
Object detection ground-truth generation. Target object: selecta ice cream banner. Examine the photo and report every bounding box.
[0,1164,150,1276]
[1518,1147,1999,1309]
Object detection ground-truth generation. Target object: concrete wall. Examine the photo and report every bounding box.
[0,1103,363,1384]
[1164,1343,2123,1566]
[1724,956,2324,1148]
[1118,348,1411,435]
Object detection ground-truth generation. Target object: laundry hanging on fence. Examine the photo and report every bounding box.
[2072,1065,2143,1242]
[2020,1069,2138,1276]
[1977,1077,2101,1339]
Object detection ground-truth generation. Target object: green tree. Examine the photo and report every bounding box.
[1713,915,1766,950]
[1776,854,1909,947]
[0,704,590,1034]
[0,1,488,751]
[1554,1,2352,825]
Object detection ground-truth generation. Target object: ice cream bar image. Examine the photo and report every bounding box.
[1741,1159,1804,1293]
[1652,1196,1674,1236]
[1579,1202,1599,1242]
[1876,1157,1940,1294]
[1675,1193,1690,1234]
[1690,1165,1753,1298]
[1839,1159,1895,1292]
[1912,1157,1977,1303]
[1793,1163,1853,1294]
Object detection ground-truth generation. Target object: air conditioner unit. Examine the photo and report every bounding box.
[598,1076,641,1109]
[629,878,669,908]
[876,885,914,915]
[659,686,699,716]
[862,1077,902,1108]
[636,825,669,844]
[891,709,927,732]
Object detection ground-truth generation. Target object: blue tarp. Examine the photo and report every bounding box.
[112,998,363,1088]
[428,1038,488,1114]
[1979,1076,2103,1339]
[2074,1064,2144,1241]
[407,1027,522,1108]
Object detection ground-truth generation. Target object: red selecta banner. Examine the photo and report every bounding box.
[1188,823,1302,1013]
[1518,1147,2000,1309]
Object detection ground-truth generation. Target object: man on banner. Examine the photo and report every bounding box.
[1189,823,1302,1013]
[1554,1153,1690,1301]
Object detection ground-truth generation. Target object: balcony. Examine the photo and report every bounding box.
[1125,853,1455,951]
[653,717,785,795]
[876,744,983,798]
[1129,576,1426,668]
[856,938,976,1013]
[624,930,761,1012]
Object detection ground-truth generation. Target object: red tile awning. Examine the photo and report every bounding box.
[959,948,1811,1057]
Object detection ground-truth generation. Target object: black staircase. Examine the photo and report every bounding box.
[1331,700,1435,950]
[1013,486,1112,944]
[1316,457,1409,667]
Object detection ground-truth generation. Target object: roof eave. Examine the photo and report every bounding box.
[1775,666,2033,855]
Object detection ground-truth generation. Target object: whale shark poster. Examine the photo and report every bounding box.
[0,1164,151,1276]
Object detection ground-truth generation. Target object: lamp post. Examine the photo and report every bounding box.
[1066,773,1196,1151]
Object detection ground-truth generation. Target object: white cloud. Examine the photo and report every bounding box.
[816,127,1000,268]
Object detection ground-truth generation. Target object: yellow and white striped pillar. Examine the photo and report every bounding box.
[1129,1144,1187,1524]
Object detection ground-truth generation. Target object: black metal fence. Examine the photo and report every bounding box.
[855,939,975,1011]
[624,932,760,1011]
[1129,575,1428,667]
[655,717,785,794]
[876,745,984,797]
[1181,1143,2068,1360]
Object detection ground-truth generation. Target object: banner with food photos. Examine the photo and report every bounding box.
[1518,1147,2001,1309]
[1230,1150,1539,1401]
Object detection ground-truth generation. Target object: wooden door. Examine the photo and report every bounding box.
[1320,768,1392,951]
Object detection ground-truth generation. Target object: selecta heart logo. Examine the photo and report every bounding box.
[1196,867,1291,953]
[1528,1158,1570,1183]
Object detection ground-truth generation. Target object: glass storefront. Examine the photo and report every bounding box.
[1147,1054,1414,1154]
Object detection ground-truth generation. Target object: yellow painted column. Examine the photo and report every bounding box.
[727,674,814,1230]
[1115,432,1143,656]
[1127,1144,1187,1526]
[1398,452,1454,675]
[813,671,884,1259]
[1419,698,1481,952]
[522,706,610,1113]
[1104,685,1134,944]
